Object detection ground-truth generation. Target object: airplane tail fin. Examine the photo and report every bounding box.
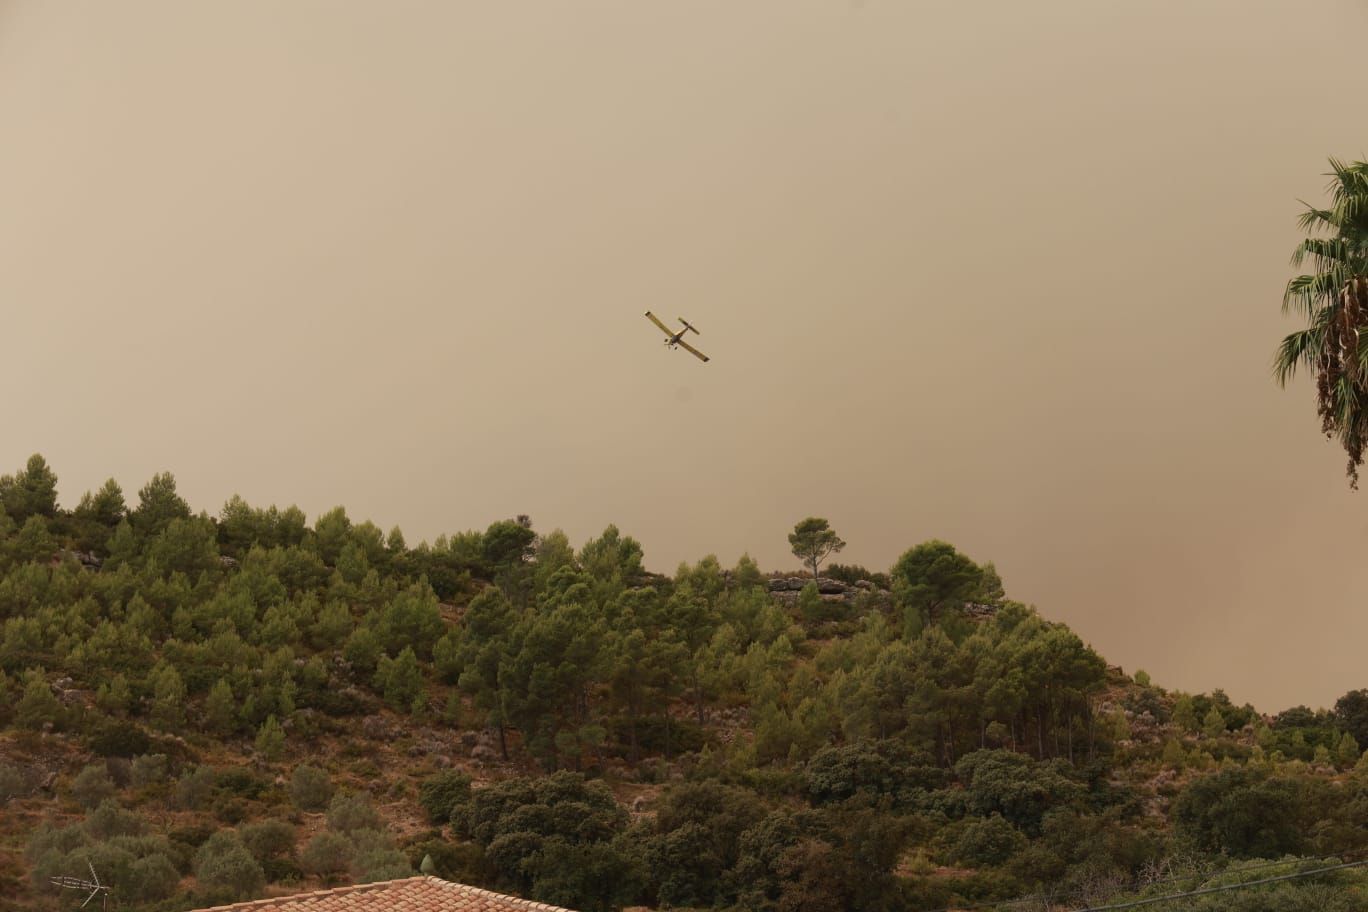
[679,318,700,335]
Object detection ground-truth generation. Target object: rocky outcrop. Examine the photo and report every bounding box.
[767,576,894,612]
[54,550,102,571]
[962,602,999,620]
[766,576,999,620]
[767,576,849,595]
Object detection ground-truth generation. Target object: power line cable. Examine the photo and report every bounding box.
[1070,857,1368,911]
[915,850,1368,912]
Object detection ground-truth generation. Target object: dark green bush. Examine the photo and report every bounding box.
[215,767,267,799]
[418,771,471,824]
[239,819,295,865]
[89,721,151,758]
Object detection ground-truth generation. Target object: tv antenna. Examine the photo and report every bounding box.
[51,860,111,910]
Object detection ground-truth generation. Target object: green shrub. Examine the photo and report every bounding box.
[289,765,333,812]
[84,800,145,840]
[214,795,248,825]
[215,767,267,799]
[349,828,411,883]
[71,765,117,810]
[89,720,151,758]
[952,814,1028,868]
[301,831,352,883]
[327,792,382,834]
[126,852,180,902]
[418,771,471,824]
[240,819,295,865]
[195,831,265,901]
[168,822,218,859]
[0,761,32,803]
[130,754,171,788]
[174,766,216,810]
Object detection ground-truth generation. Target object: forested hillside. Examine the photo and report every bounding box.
[2,454,1366,912]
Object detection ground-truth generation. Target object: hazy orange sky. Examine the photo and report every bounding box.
[3,1,1367,712]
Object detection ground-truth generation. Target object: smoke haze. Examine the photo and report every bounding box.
[3,1,1367,711]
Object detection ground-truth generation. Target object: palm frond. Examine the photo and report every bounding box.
[1289,238,1355,277]
[1297,204,1341,235]
[1353,331,1368,381]
[1282,273,1344,317]
[1273,328,1321,385]
[1333,374,1362,427]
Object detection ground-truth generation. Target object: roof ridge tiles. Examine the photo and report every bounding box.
[186,875,581,912]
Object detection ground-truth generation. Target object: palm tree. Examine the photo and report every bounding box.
[1274,159,1368,486]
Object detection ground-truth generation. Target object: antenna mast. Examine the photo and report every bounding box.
[50,860,112,911]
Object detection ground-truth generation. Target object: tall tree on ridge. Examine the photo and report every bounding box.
[788,517,846,582]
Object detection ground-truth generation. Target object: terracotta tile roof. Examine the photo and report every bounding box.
[189,876,580,912]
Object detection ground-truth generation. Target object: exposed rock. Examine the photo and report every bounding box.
[770,577,809,592]
[471,744,499,763]
[56,550,103,571]
[962,602,1000,619]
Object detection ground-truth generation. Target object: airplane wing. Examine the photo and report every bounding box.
[644,311,673,337]
[678,339,710,363]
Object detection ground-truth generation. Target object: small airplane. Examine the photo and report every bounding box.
[644,311,710,362]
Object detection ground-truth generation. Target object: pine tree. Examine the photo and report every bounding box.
[10,516,54,564]
[1172,695,1198,733]
[150,664,187,730]
[105,519,139,571]
[0,454,59,521]
[376,647,423,711]
[1161,738,1186,770]
[95,674,133,717]
[1201,706,1225,739]
[1336,731,1361,766]
[131,472,191,537]
[1110,711,1131,742]
[788,517,846,582]
[15,671,63,731]
[255,715,286,761]
[77,478,127,527]
[205,679,239,735]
